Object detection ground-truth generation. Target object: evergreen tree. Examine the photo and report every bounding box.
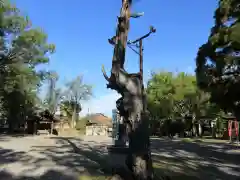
[196,0,240,117]
[0,0,55,130]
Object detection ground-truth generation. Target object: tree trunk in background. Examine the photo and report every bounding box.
[212,126,216,138]
[192,124,197,137]
[71,106,77,128]
[8,122,13,133]
[8,114,16,133]
[192,114,198,137]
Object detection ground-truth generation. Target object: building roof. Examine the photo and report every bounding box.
[86,113,112,127]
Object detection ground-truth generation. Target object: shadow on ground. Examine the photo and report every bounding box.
[1,135,239,180]
[0,170,79,180]
[0,133,32,142]
[0,136,112,180]
[151,138,240,180]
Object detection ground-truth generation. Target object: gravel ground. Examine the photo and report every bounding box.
[0,135,112,180]
[151,138,240,180]
[1,135,239,180]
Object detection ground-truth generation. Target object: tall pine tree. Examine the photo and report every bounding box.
[196,0,240,117]
[0,0,55,130]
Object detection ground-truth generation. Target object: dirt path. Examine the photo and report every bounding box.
[152,138,240,180]
[1,135,239,180]
[0,135,112,180]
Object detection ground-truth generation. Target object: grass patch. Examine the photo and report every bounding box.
[181,138,198,143]
[181,138,204,144]
[153,161,200,180]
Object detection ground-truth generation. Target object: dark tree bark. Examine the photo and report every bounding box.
[126,111,154,179]
[102,1,154,179]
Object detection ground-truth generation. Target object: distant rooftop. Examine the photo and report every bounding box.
[86,113,112,127]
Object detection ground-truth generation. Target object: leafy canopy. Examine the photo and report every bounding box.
[0,0,55,128]
[196,0,240,113]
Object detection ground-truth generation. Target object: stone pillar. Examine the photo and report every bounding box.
[111,109,127,147]
[108,112,129,171]
[112,109,118,143]
[115,116,127,147]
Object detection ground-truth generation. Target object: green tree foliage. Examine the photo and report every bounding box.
[64,75,92,128]
[43,71,62,115]
[147,71,196,120]
[196,0,240,116]
[147,71,175,120]
[60,100,81,119]
[75,117,89,133]
[0,0,55,130]
[171,72,196,118]
[147,71,195,135]
[146,71,219,136]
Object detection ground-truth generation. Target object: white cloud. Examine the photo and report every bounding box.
[80,91,121,117]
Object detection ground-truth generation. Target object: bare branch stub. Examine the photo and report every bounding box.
[102,0,132,92]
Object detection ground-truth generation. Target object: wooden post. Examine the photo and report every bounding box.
[139,39,145,112]
[34,121,37,135]
[139,39,143,85]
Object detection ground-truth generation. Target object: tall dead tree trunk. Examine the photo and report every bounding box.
[102,0,154,179]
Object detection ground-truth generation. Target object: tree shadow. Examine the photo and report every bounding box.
[151,138,240,180]
[0,170,80,180]
[0,135,112,180]
[2,134,240,179]
[50,137,113,173]
[0,170,85,180]
[0,133,34,142]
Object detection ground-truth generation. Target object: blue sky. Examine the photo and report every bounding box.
[13,0,218,116]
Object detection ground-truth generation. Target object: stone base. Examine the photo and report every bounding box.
[107,145,129,169]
